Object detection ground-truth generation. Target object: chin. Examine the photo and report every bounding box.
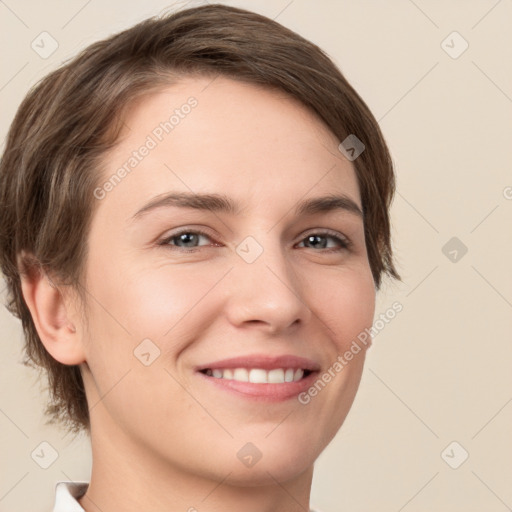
[217,431,323,486]
[225,456,316,487]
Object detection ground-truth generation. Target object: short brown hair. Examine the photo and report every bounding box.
[0,3,400,435]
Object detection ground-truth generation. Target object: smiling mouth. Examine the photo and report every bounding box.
[199,367,313,383]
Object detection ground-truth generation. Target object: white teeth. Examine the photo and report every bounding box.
[205,367,307,383]
[284,368,295,382]
[249,368,268,383]
[233,368,249,382]
[267,369,285,383]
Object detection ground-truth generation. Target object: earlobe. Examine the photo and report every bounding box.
[18,255,86,366]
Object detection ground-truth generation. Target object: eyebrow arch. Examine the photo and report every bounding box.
[130,191,363,223]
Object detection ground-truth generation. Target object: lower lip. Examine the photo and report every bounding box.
[196,370,319,401]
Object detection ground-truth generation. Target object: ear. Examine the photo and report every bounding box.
[18,251,86,365]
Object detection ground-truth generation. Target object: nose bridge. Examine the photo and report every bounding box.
[226,231,310,331]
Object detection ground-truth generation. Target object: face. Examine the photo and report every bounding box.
[79,75,375,485]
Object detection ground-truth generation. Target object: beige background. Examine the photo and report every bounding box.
[1,1,511,511]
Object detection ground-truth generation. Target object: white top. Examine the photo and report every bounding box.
[53,482,88,511]
[52,481,323,511]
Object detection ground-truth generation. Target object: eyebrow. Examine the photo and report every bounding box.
[130,191,363,223]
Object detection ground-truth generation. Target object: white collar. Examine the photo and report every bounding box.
[53,481,88,512]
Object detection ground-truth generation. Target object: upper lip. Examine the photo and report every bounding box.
[195,354,321,372]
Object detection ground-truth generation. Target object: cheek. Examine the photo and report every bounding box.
[122,264,225,331]
[310,266,376,349]
[79,261,217,421]
[89,259,230,366]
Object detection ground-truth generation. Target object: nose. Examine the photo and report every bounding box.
[223,237,312,334]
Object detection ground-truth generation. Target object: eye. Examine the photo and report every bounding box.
[159,229,217,251]
[159,228,351,253]
[297,231,351,252]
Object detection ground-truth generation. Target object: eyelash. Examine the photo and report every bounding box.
[158,228,351,253]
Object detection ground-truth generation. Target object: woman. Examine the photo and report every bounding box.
[0,4,399,511]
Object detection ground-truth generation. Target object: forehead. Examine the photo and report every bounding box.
[95,75,360,223]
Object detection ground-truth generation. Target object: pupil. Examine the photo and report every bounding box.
[180,233,196,247]
[307,235,326,249]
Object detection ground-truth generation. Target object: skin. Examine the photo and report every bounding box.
[20,75,376,511]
